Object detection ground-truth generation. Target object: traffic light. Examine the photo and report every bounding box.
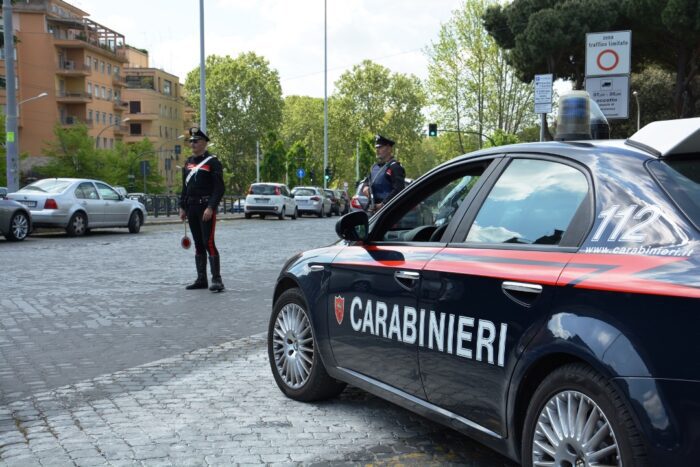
[324,166,331,181]
[428,123,438,137]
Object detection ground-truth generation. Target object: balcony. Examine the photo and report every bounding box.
[113,99,129,111]
[56,91,92,103]
[125,112,158,121]
[112,73,127,87]
[56,61,90,76]
[113,124,128,135]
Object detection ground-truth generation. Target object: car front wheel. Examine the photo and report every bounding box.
[278,207,285,220]
[7,211,30,241]
[66,211,87,237]
[522,363,648,467]
[128,211,142,233]
[291,207,298,220]
[268,288,346,402]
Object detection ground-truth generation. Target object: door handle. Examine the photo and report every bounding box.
[501,281,542,308]
[394,270,420,290]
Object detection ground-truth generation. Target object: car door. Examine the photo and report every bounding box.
[328,158,498,398]
[74,182,105,225]
[95,182,130,225]
[417,156,593,437]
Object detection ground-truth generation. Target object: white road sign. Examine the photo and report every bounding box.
[585,75,629,119]
[534,73,553,114]
[586,31,631,76]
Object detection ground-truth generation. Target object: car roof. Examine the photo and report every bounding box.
[251,182,286,186]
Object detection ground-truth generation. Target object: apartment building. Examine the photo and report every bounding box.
[1,0,128,160]
[123,47,188,192]
[0,0,190,192]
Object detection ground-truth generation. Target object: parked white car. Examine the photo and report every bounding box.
[244,183,298,220]
[291,186,332,217]
[7,178,146,236]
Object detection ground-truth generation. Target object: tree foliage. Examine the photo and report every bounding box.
[484,0,700,117]
[426,0,534,153]
[37,123,101,178]
[184,53,284,193]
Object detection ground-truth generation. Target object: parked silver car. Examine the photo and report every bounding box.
[291,186,331,217]
[0,198,32,241]
[7,178,146,236]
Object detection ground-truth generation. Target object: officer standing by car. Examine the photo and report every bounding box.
[362,134,406,211]
[179,127,226,292]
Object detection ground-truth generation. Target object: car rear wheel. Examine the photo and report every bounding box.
[6,211,29,241]
[522,363,647,467]
[245,213,252,219]
[317,208,323,218]
[268,288,346,402]
[292,207,298,220]
[278,207,285,220]
[66,211,87,237]
[128,211,142,233]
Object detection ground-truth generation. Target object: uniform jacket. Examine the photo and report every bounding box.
[179,151,225,210]
[369,158,405,203]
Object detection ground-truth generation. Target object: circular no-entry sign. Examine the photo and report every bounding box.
[596,49,620,72]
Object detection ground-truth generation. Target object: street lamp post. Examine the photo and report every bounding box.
[95,118,130,148]
[632,91,640,131]
[18,92,48,107]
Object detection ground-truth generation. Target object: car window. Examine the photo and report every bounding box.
[75,182,99,200]
[377,165,486,242]
[95,182,120,201]
[648,158,700,230]
[464,158,588,245]
[250,184,277,195]
[293,188,315,196]
[22,179,72,193]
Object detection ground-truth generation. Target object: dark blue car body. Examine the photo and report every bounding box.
[269,119,700,466]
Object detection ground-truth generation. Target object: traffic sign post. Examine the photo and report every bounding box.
[585,30,632,120]
[534,74,553,142]
[296,168,305,182]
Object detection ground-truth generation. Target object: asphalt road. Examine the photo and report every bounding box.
[0,216,517,466]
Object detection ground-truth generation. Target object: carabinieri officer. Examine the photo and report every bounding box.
[179,127,226,292]
[363,134,406,210]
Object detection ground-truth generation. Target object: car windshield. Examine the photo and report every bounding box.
[293,188,315,196]
[250,184,278,195]
[648,158,700,229]
[21,179,72,193]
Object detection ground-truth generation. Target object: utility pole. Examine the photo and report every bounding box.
[323,0,328,189]
[3,0,19,192]
[355,141,359,182]
[256,141,260,183]
[198,0,206,132]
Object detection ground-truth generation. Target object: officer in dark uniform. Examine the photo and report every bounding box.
[362,134,406,210]
[179,127,226,292]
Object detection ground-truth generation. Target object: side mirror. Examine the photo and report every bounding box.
[335,210,368,241]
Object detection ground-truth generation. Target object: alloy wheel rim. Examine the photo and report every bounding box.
[12,214,28,239]
[532,390,621,467]
[73,215,85,235]
[272,302,314,389]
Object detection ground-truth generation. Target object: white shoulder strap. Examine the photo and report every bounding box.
[185,156,213,185]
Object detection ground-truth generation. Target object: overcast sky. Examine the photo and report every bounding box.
[74,0,464,97]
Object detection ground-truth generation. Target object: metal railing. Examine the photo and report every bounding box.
[127,194,245,218]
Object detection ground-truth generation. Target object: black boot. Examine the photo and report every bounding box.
[209,255,225,292]
[185,255,208,289]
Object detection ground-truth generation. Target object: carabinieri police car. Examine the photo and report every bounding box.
[267,95,700,466]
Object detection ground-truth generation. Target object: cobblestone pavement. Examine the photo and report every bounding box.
[0,334,516,466]
[1,217,517,466]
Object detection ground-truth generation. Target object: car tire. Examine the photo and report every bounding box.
[278,207,285,220]
[292,207,298,220]
[245,213,252,219]
[521,363,648,467]
[6,211,30,241]
[128,211,142,234]
[261,214,266,219]
[66,211,87,237]
[317,208,323,218]
[268,288,346,402]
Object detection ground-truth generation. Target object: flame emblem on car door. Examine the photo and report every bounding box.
[334,295,345,325]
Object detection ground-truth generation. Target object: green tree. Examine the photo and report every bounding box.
[101,139,165,193]
[260,136,287,183]
[37,123,104,178]
[184,53,284,193]
[426,0,534,153]
[331,60,426,181]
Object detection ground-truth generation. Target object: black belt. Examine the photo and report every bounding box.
[187,195,211,205]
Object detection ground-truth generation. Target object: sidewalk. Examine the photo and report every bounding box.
[145,211,245,225]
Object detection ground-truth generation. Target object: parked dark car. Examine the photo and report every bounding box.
[324,189,341,216]
[0,198,32,241]
[334,189,349,215]
[267,114,700,466]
